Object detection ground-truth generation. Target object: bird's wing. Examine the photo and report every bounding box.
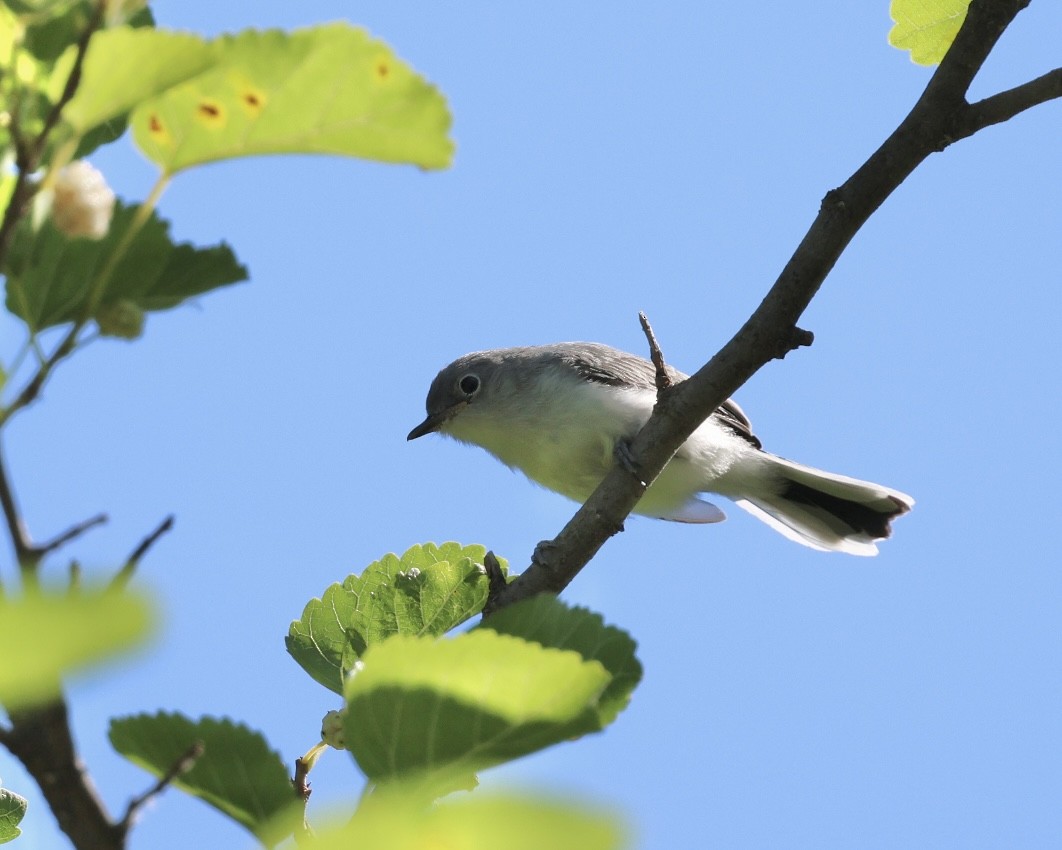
[558,343,761,448]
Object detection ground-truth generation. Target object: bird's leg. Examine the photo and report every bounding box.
[613,438,646,486]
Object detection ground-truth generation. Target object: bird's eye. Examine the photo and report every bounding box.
[458,374,480,396]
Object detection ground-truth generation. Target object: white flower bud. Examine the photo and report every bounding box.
[51,160,115,239]
[320,709,347,750]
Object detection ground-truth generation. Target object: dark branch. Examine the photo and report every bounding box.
[638,312,672,393]
[486,0,1039,608]
[0,443,33,573]
[109,515,175,591]
[966,68,1062,131]
[116,741,204,837]
[38,513,108,557]
[2,701,122,850]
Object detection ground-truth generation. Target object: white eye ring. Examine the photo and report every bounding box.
[458,373,480,396]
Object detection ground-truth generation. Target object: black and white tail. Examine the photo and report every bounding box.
[736,454,913,556]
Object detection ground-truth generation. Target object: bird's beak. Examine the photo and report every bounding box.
[407,411,448,441]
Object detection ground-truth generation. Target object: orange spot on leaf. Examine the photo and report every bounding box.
[198,102,220,118]
[149,114,162,133]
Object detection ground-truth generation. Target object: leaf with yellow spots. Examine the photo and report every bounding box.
[130,24,453,174]
[888,0,970,66]
[52,27,215,135]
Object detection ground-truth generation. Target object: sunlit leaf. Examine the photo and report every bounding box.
[480,595,642,726]
[888,0,970,66]
[130,23,454,174]
[287,542,498,694]
[0,787,28,844]
[109,712,300,845]
[310,793,627,850]
[0,590,154,709]
[3,200,247,334]
[51,26,215,133]
[344,631,610,785]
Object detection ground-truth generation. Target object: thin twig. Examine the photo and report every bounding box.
[38,512,108,557]
[638,312,672,393]
[109,515,175,591]
[116,740,204,836]
[293,757,314,803]
[0,442,34,574]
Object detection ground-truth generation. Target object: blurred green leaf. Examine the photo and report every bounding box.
[21,1,101,63]
[3,199,247,334]
[344,631,610,785]
[130,23,454,174]
[0,590,154,709]
[888,0,969,66]
[479,595,642,726]
[51,26,215,134]
[0,787,28,844]
[109,712,300,845]
[287,543,499,694]
[310,793,627,850]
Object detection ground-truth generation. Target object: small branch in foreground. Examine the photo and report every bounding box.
[109,515,175,591]
[116,740,204,837]
[638,312,672,393]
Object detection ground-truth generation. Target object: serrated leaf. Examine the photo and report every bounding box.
[51,27,215,134]
[0,787,28,844]
[3,199,247,333]
[109,712,299,845]
[0,590,154,709]
[479,595,642,727]
[888,0,970,66]
[310,793,626,850]
[344,631,610,784]
[287,543,499,694]
[130,23,454,175]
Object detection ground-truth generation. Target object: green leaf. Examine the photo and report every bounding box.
[479,596,642,727]
[130,23,454,175]
[888,0,970,66]
[344,631,610,785]
[310,793,627,850]
[0,590,154,709]
[287,543,499,695]
[3,199,247,334]
[51,26,215,134]
[109,712,300,845]
[0,787,28,844]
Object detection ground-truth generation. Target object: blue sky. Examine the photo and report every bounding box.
[4,2,1062,848]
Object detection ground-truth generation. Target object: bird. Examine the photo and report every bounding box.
[408,342,912,555]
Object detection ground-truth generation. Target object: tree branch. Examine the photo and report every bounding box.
[966,68,1062,131]
[1,701,122,850]
[108,515,175,592]
[38,513,109,558]
[115,741,204,839]
[484,0,1042,609]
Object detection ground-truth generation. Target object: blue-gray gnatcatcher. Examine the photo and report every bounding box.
[408,342,912,555]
